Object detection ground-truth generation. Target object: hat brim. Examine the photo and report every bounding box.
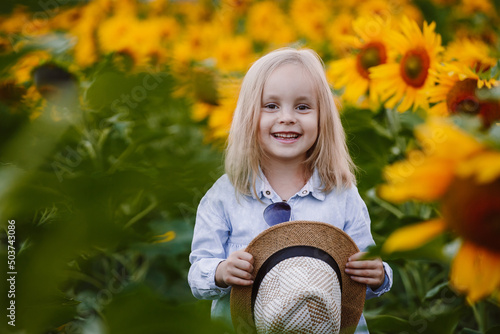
[230,221,366,334]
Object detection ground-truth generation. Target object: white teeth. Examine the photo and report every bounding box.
[273,133,299,139]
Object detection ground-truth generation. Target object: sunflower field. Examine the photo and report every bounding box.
[1,0,500,333]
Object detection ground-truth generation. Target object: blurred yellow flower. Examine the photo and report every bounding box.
[213,36,255,73]
[0,7,51,36]
[444,38,497,73]
[456,151,500,184]
[171,0,211,25]
[357,0,422,23]
[173,22,220,65]
[246,1,296,45]
[326,12,357,54]
[148,0,168,16]
[220,0,253,15]
[11,51,52,85]
[327,15,392,106]
[450,241,500,303]
[379,118,484,202]
[290,0,332,42]
[370,17,443,112]
[459,0,496,16]
[98,8,178,68]
[428,62,500,126]
[71,1,108,68]
[50,7,84,31]
[193,78,241,141]
[23,85,46,120]
[380,118,500,303]
[0,8,30,34]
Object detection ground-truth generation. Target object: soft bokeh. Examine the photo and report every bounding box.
[1,0,499,333]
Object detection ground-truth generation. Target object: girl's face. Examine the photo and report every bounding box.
[258,63,319,166]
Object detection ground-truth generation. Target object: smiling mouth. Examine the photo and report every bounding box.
[272,132,301,139]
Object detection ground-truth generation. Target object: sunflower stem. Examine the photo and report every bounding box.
[471,301,486,333]
[385,108,407,155]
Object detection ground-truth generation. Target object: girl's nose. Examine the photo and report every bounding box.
[278,107,296,124]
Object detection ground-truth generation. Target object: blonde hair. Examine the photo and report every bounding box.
[225,47,356,197]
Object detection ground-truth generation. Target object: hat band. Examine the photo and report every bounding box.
[251,245,343,317]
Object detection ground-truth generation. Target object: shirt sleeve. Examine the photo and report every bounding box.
[188,190,232,300]
[366,261,393,299]
[343,186,393,299]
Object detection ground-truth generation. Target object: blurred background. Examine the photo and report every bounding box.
[0,0,499,333]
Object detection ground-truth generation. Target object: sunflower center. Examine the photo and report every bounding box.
[356,42,387,79]
[446,78,480,115]
[400,48,430,88]
[443,177,500,253]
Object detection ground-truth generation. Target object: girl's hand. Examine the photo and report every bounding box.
[345,252,385,290]
[215,250,254,288]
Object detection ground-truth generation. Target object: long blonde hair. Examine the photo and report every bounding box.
[225,48,356,197]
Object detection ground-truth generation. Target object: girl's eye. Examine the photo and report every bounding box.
[264,103,278,110]
[297,104,310,111]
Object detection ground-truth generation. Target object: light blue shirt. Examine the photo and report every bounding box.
[188,170,392,333]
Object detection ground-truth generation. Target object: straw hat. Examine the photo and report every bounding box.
[230,221,366,334]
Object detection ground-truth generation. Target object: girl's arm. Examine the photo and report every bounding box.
[343,186,393,298]
[188,194,233,300]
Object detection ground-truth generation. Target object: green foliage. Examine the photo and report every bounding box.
[0,48,223,333]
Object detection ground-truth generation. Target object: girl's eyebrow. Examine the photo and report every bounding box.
[262,94,313,101]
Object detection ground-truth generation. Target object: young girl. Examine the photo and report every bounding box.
[188,48,392,333]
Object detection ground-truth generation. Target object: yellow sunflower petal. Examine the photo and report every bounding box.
[450,241,500,303]
[379,156,455,202]
[153,230,176,243]
[415,118,484,160]
[382,219,447,253]
[456,151,500,183]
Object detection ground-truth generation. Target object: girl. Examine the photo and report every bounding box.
[188,48,392,333]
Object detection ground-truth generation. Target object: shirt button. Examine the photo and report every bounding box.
[302,190,308,195]
[265,190,271,196]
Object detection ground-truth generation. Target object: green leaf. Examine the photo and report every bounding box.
[102,284,231,334]
[367,315,414,333]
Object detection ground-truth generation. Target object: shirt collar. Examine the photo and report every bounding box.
[251,168,326,201]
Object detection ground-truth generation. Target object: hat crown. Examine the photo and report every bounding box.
[254,256,341,334]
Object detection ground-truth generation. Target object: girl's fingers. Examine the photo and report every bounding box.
[237,251,254,264]
[348,275,379,286]
[346,259,380,269]
[348,251,367,261]
[228,267,254,280]
[226,276,254,286]
[345,268,379,278]
[234,259,254,273]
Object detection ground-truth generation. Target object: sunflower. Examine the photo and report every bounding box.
[70,0,108,68]
[213,35,255,73]
[444,38,497,73]
[380,118,500,303]
[356,0,422,24]
[327,15,392,107]
[379,118,484,203]
[11,51,52,85]
[192,77,241,142]
[50,7,84,31]
[458,0,496,17]
[290,0,332,42]
[428,62,500,126]
[325,12,357,55]
[370,17,444,112]
[246,1,296,46]
[172,22,220,66]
